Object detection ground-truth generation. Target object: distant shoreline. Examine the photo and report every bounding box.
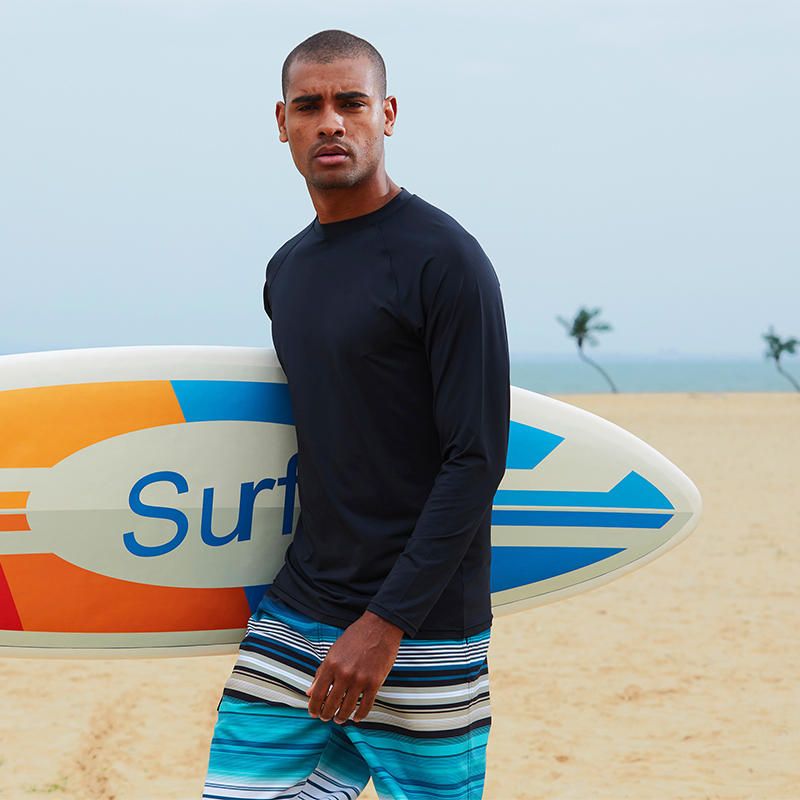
[511,357,798,393]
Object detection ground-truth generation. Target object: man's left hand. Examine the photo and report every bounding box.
[305,610,405,724]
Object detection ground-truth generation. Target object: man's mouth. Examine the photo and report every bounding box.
[315,145,350,166]
[315,153,349,165]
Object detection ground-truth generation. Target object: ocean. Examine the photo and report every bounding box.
[510,356,800,394]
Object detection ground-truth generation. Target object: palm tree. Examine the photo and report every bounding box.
[762,325,800,391]
[556,306,618,393]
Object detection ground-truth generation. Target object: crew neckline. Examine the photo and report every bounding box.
[312,187,413,238]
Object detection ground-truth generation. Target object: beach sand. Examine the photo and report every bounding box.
[0,392,797,799]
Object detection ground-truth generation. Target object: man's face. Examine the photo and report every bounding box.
[277,56,396,190]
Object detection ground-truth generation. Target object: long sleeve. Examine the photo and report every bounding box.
[263,261,273,320]
[365,236,511,637]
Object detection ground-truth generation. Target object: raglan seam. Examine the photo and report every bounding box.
[373,219,420,340]
[267,223,316,290]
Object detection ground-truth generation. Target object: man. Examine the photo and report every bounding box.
[203,28,510,800]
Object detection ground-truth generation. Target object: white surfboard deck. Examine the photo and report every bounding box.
[0,345,701,658]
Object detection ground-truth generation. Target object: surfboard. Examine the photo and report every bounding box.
[0,345,701,658]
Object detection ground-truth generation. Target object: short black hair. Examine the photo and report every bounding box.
[282,29,387,104]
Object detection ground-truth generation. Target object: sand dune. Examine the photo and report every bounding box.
[0,393,797,799]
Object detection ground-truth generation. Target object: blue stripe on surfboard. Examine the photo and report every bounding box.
[170,380,294,424]
[243,584,269,613]
[491,509,672,528]
[506,420,564,469]
[247,556,620,618]
[494,470,674,510]
[490,545,624,592]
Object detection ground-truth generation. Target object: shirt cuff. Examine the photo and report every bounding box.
[364,601,416,638]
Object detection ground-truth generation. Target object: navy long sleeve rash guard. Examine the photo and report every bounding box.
[263,187,510,639]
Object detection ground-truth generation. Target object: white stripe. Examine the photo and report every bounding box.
[246,619,325,661]
[298,766,364,799]
[246,618,489,666]
[203,777,306,799]
[223,676,308,711]
[375,675,491,702]
[364,704,491,731]
[234,653,314,691]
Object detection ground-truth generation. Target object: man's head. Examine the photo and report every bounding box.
[277,30,396,191]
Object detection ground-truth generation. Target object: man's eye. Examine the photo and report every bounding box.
[297,100,365,111]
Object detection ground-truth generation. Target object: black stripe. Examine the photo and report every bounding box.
[382,667,489,688]
[387,662,488,679]
[343,716,492,739]
[372,690,491,713]
[240,636,320,670]
[225,668,308,699]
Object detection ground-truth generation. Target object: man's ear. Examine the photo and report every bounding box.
[276,101,288,143]
[384,96,397,136]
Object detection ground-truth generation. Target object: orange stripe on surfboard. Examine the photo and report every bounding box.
[0,554,251,633]
[0,514,29,532]
[0,491,29,509]
[0,381,184,468]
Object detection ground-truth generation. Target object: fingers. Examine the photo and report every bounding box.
[307,667,351,722]
[306,666,332,719]
[332,688,361,724]
[352,685,379,723]
[306,655,383,724]
[307,672,377,724]
[319,683,348,722]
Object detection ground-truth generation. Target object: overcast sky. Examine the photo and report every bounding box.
[1,0,797,359]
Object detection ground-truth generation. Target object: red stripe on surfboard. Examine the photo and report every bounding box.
[0,562,23,630]
[1,553,251,633]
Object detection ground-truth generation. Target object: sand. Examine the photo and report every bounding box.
[0,392,797,799]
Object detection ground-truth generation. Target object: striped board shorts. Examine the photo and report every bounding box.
[202,591,492,800]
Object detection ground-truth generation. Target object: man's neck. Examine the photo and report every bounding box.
[310,177,402,224]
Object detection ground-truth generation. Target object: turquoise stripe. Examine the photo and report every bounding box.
[490,544,623,592]
[347,725,491,759]
[491,508,672,527]
[494,469,674,510]
[171,379,294,424]
[506,420,563,469]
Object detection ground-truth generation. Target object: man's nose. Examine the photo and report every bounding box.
[317,105,345,138]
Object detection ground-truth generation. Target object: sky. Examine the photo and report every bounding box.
[1,0,797,359]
